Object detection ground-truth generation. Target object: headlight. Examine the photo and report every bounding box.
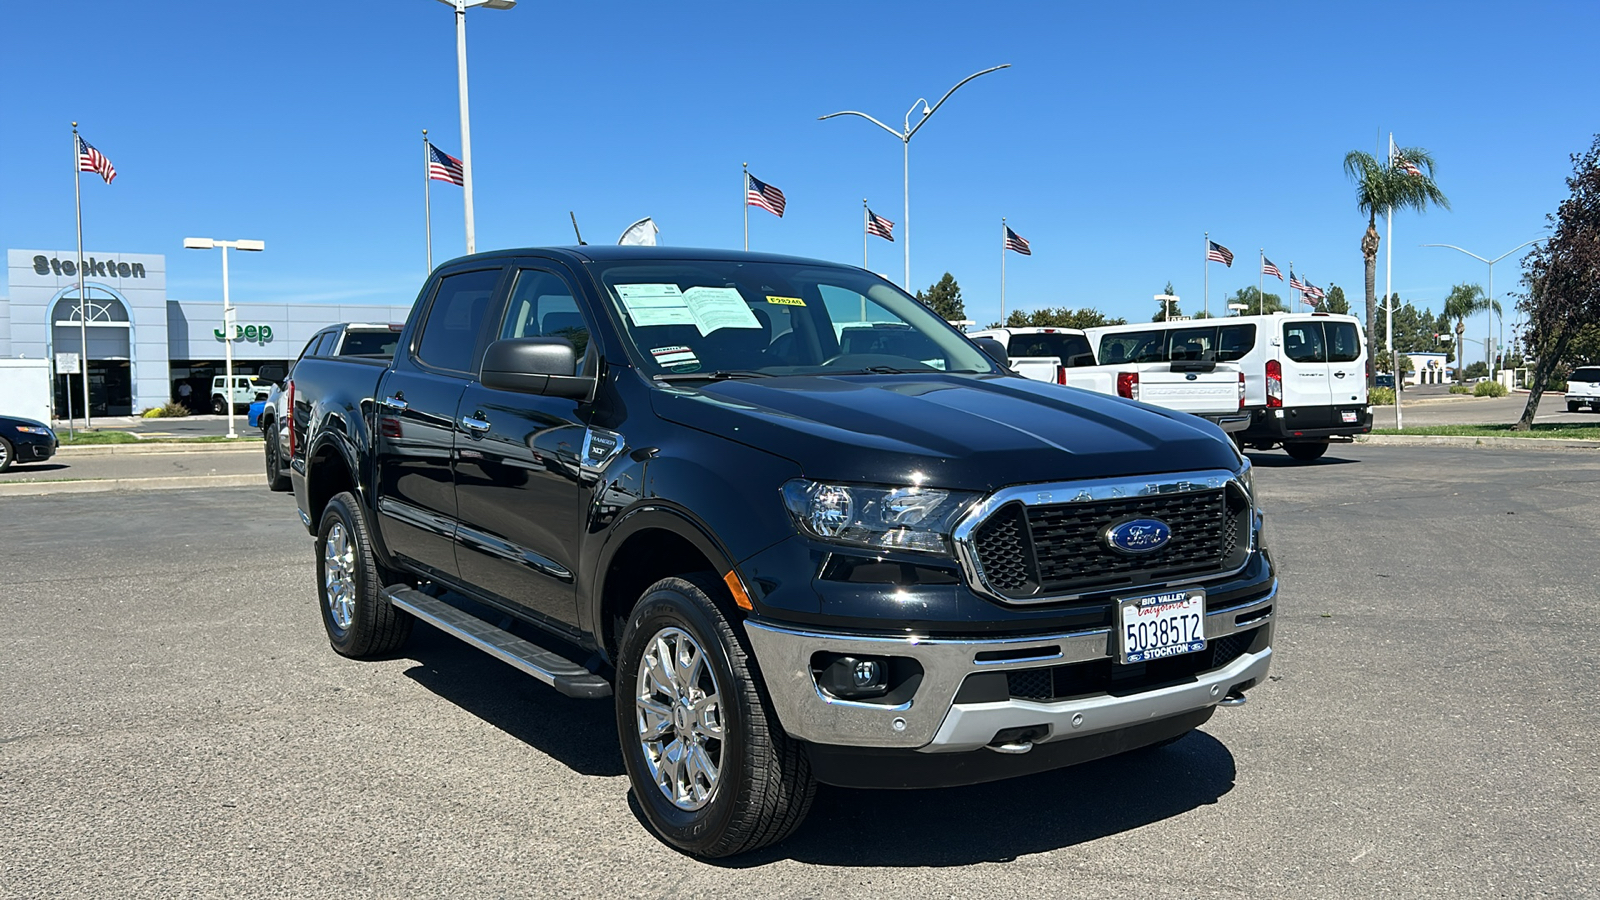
[14,425,51,435]
[781,479,979,556]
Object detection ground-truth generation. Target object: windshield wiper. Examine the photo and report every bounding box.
[825,365,928,376]
[653,369,774,383]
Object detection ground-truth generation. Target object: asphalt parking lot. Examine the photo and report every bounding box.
[2,444,1595,899]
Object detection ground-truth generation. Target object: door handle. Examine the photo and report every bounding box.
[460,416,491,434]
[381,395,408,412]
[1334,371,1347,378]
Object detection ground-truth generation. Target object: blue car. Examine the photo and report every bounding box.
[247,399,267,428]
[0,414,58,473]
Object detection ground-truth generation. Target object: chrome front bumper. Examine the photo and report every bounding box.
[742,581,1275,751]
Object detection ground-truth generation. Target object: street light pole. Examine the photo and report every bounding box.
[435,0,516,256]
[819,64,1010,291]
[1422,239,1541,381]
[184,237,265,439]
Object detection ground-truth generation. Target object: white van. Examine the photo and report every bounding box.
[1084,313,1370,461]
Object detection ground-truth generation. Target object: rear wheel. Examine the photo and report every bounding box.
[1284,441,1329,462]
[0,437,12,473]
[316,491,411,657]
[211,396,227,415]
[1569,402,1580,413]
[264,423,291,491]
[616,575,815,858]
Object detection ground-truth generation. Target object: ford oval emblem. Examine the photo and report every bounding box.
[1104,518,1173,555]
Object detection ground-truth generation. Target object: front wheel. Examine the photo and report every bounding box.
[1285,441,1330,462]
[316,491,411,657]
[211,396,227,415]
[0,437,12,473]
[616,575,815,858]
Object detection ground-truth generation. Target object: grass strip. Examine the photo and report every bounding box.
[1371,423,1600,440]
[58,432,261,446]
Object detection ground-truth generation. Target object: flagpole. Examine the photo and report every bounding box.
[72,123,91,429]
[1388,132,1402,430]
[1258,249,1264,315]
[1000,218,1007,324]
[742,162,749,252]
[423,129,433,276]
[1203,231,1209,320]
[863,199,868,269]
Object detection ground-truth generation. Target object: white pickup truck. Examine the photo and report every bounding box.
[1567,366,1600,412]
[969,326,1249,432]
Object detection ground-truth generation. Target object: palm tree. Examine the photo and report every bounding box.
[1441,283,1501,383]
[1343,146,1450,386]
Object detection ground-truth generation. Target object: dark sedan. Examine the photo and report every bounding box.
[0,415,58,472]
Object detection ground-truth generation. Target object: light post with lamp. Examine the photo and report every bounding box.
[183,237,265,439]
[1156,293,1179,322]
[819,65,1009,290]
[433,0,517,255]
[1421,239,1540,379]
[1227,303,1248,317]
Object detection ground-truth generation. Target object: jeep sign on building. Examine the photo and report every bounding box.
[3,249,413,417]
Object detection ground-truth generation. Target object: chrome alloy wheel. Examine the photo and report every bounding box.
[322,521,356,631]
[635,627,725,811]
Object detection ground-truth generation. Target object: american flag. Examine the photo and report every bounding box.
[746,173,786,217]
[1207,240,1234,267]
[1262,255,1283,280]
[1004,226,1031,256]
[427,142,465,186]
[1394,152,1423,177]
[1289,270,1306,292]
[866,208,894,241]
[1301,294,1320,307]
[77,135,116,184]
[1304,280,1326,301]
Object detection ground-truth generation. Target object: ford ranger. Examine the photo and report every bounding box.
[286,247,1276,857]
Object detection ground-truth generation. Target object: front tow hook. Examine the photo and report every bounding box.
[1218,690,1248,708]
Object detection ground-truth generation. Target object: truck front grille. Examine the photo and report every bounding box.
[965,484,1251,603]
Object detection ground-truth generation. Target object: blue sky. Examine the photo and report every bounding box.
[3,1,1597,366]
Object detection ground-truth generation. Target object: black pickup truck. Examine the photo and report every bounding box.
[287,246,1276,857]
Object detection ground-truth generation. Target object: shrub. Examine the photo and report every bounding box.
[1369,387,1396,405]
[141,402,191,418]
[1474,380,1508,398]
[1449,383,1472,394]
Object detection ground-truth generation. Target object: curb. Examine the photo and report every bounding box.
[1358,434,1600,450]
[0,473,263,496]
[55,441,262,456]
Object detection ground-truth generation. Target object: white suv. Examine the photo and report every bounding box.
[211,375,268,415]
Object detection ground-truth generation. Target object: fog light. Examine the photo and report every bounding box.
[815,654,890,699]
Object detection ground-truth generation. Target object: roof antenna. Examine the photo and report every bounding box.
[569,211,586,245]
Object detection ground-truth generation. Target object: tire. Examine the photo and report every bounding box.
[0,437,12,473]
[1284,441,1329,462]
[1568,402,1579,413]
[316,491,411,658]
[211,396,227,415]
[264,423,291,492]
[616,574,815,858]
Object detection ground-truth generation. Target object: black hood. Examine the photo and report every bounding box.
[651,373,1239,493]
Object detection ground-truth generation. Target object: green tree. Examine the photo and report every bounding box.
[1222,286,1288,315]
[1517,138,1600,428]
[1441,283,1499,384]
[1323,285,1351,315]
[1000,307,1126,329]
[915,272,965,321]
[1344,145,1450,386]
[1151,282,1180,322]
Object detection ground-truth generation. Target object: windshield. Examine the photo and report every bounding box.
[590,258,998,378]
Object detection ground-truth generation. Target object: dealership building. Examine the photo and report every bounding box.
[3,249,413,417]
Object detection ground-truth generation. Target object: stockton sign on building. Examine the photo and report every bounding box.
[32,254,148,279]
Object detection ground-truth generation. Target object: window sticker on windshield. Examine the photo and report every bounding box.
[683,286,762,335]
[616,283,696,327]
[766,295,805,307]
[650,345,699,367]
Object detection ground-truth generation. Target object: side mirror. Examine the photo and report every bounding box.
[972,336,1009,368]
[481,338,595,400]
[258,364,286,386]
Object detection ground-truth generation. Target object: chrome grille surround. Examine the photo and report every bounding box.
[952,466,1257,605]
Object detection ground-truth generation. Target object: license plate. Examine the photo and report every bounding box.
[1119,589,1206,664]
[1342,410,1359,423]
